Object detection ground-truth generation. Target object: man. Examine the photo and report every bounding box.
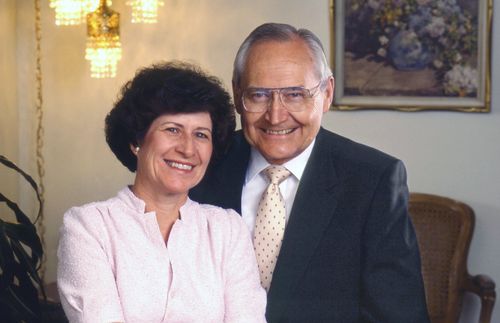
[190,23,429,322]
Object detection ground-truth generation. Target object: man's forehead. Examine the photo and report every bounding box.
[241,40,317,86]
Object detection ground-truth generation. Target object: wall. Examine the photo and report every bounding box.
[1,0,498,321]
[0,0,19,220]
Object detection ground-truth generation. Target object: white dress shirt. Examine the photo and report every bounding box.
[241,140,315,235]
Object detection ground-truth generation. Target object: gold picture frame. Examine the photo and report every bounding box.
[330,0,493,112]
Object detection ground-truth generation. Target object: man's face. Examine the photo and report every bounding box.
[234,39,334,165]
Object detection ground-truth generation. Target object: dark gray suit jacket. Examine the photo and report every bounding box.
[190,128,429,322]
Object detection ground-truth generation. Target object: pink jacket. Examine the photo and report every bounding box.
[57,187,266,322]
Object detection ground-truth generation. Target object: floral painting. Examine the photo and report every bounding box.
[330,0,492,112]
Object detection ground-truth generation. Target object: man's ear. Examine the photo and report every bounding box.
[232,81,243,115]
[322,76,335,113]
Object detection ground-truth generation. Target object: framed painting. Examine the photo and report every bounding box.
[329,0,493,112]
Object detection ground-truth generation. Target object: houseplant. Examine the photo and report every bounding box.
[0,154,45,322]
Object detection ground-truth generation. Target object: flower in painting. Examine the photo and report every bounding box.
[379,35,389,45]
[443,64,478,96]
[433,59,443,69]
[435,0,461,14]
[345,0,478,92]
[389,30,434,70]
[377,48,387,57]
[425,16,446,38]
[438,36,449,47]
[368,0,383,10]
[408,7,433,36]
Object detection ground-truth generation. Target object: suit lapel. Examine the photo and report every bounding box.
[267,128,340,315]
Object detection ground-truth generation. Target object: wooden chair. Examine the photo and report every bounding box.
[408,193,496,323]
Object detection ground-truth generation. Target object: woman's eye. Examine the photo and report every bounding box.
[195,132,211,140]
[165,127,179,133]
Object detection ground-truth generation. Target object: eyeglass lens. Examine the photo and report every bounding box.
[243,80,323,112]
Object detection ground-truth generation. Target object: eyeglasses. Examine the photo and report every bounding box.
[241,78,327,113]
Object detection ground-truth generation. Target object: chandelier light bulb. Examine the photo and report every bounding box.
[50,0,107,25]
[126,0,164,24]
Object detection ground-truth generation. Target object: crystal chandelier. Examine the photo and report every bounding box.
[50,0,163,78]
[49,0,101,25]
[85,0,122,78]
[126,0,164,24]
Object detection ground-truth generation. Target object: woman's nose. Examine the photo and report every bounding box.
[177,134,195,156]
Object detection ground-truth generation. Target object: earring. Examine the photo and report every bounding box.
[135,146,140,153]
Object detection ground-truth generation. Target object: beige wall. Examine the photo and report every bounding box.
[1,0,499,321]
[0,0,19,218]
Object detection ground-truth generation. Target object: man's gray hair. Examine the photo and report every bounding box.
[232,23,332,86]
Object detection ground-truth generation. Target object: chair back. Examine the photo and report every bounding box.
[409,193,474,323]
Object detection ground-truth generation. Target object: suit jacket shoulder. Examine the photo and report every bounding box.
[314,127,399,172]
[189,131,250,213]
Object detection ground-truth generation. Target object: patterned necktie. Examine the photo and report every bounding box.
[253,165,291,291]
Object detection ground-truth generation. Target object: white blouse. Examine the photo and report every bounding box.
[57,187,266,323]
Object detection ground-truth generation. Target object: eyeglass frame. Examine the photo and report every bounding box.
[240,77,331,113]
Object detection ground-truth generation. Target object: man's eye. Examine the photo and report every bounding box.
[283,90,306,100]
[249,91,270,101]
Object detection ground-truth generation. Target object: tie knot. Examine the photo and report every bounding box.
[264,165,291,185]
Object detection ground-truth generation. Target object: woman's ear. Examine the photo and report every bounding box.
[130,144,140,155]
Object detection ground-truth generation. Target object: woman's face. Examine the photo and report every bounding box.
[133,112,213,198]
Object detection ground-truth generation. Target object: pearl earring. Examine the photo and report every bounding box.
[135,146,140,153]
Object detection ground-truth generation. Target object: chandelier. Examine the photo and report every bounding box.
[85,1,122,78]
[49,0,103,26]
[49,0,163,78]
[127,0,164,23]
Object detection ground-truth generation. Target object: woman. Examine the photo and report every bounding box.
[57,61,266,322]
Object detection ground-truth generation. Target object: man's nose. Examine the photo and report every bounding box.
[265,92,288,124]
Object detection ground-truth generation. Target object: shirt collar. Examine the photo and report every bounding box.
[118,186,147,213]
[118,186,194,218]
[245,138,316,183]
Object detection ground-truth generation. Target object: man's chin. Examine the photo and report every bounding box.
[260,148,298,165]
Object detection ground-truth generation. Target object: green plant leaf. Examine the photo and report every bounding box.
[0,263,41,321]
[14,261,41,306]
[0,192,34,226]
[4,222,43,263]
[2,285,39,320]
[0,155,43,224]
[2,221,46,301]
[0,155,38,192]
[10,238,43,287]
[0,155,45,320]
[0,195,43,271]
[0,220,16,288]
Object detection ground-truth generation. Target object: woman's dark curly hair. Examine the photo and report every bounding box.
[105,61,235,172]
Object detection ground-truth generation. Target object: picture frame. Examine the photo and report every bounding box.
[329,0,493,112]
